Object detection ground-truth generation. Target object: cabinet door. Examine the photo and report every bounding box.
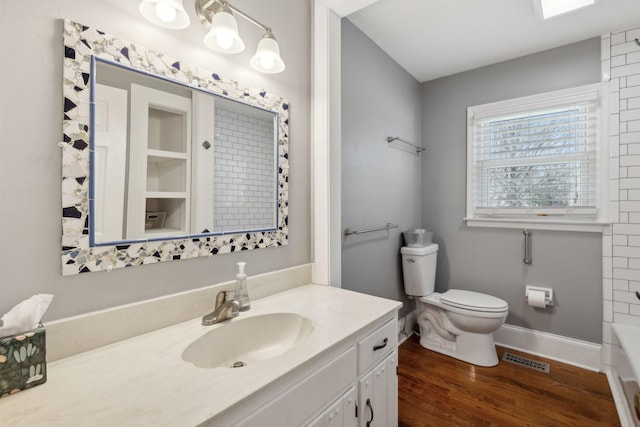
[307,411,325,427]
[306,387,357,427]
[343,387,358,427]
[324,393,345,427]
[387,351,398,427]
[358,351,398,427]
[358,370,374,427]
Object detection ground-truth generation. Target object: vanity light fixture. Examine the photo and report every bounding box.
[139,0,191,29]
[196,0,285,74]
[139,0,285,73]
[534,0,597,20]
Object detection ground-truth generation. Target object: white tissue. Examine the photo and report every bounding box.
[0,294,54,338]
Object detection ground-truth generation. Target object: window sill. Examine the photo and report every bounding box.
[464,217,610,233]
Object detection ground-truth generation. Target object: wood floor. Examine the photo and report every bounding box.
[398,336,620,426]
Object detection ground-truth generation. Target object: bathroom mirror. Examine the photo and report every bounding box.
[61,20,289,275]
[93,60,278,243]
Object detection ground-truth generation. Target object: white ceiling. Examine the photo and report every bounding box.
[347,0,640,82]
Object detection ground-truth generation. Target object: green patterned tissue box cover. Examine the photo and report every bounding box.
[0,325,47,397]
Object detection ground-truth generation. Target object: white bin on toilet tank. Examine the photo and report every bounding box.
[401,243,509,367]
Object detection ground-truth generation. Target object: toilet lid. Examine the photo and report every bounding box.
[440,289,508,312]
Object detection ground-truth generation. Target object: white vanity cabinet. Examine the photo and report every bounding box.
[0,285,402,427]
[214,316,399,427]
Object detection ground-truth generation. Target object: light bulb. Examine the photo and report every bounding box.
[155,2,177,23]
[217,32,234,50]
[260,56,275,70]
[250,33,285,73]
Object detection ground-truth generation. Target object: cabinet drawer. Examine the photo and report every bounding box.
[358,319,397,374]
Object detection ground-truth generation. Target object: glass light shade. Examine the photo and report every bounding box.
[156,3,177,22]
[537,0,596,19]
[250,35,285,74]
[139,0,190,29]
[203,11,245,54]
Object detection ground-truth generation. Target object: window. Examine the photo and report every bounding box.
[466,83,609,232]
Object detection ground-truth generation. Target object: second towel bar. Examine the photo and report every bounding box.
[344,223,398,236]
[387,136,425,153]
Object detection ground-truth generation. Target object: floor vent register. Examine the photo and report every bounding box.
[502,352,550,373]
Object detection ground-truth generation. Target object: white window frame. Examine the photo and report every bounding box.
[465,82,610,233]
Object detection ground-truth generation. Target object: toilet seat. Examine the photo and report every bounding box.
[420,292,507,320]
[441,289,508,313]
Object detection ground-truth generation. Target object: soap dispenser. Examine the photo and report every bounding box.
[235,262,250,311]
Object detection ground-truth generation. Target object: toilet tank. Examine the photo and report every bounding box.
[401,243,438,297]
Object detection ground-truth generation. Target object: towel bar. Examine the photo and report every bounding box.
[344,223,398,236]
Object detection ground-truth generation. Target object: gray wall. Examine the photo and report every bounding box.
[0,0,311,321]
[341,19,422,315]
[421,38,603,343]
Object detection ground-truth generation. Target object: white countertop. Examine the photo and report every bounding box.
[613,323,640,381]
[0,284,401,426]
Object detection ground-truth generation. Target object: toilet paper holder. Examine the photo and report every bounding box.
[525,285,554,306]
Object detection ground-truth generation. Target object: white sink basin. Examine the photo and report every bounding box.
[182,313,314,368]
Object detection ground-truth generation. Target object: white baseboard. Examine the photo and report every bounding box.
[494,324,602,372]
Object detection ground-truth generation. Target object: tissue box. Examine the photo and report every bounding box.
[0,325,47,398]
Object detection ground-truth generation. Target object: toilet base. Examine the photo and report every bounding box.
[415,294,506,367]
[419,329,499,367]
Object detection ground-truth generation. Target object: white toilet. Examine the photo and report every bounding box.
[401,243,509,367]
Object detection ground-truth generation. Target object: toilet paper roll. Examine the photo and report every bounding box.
[527,289,547,308]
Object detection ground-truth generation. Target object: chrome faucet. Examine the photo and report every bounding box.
[202,290,240,326]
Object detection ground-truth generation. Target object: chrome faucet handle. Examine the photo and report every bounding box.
[229,299,240,317]
[220,298,240,320]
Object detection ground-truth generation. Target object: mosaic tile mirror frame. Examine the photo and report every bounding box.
[61,20,289,276]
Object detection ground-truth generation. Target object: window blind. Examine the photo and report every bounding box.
[470,93,599,218]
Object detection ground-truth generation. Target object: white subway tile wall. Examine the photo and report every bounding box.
[603,25,640,370]
[213,107,276,232]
